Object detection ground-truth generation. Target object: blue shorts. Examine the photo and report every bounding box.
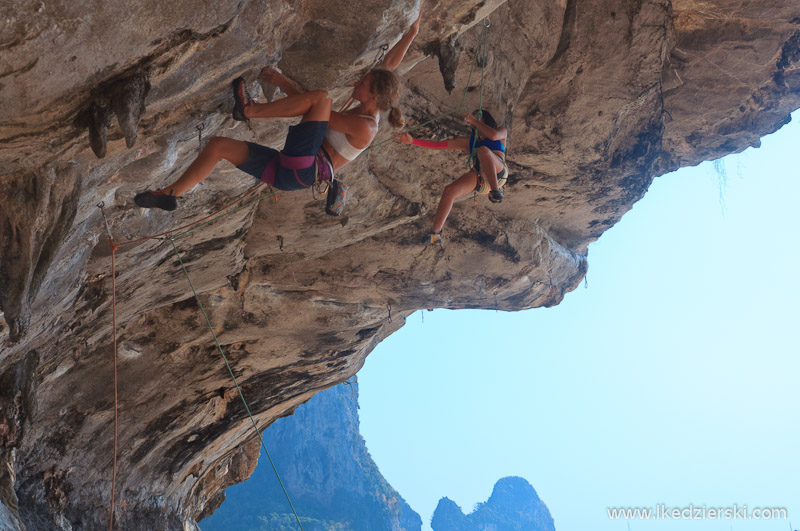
[237,120,329,191]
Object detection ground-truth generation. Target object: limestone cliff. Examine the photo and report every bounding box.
[1,0,799,529]
[431,477,555,531]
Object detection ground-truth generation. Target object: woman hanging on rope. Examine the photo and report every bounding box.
[134,15,421,211]
[398,109,507,244]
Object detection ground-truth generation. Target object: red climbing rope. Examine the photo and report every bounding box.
[95,183,280,529]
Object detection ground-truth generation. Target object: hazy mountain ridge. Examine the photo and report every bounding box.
[200,379,422,531]
[201,382,555,531]
[432,477,556,531]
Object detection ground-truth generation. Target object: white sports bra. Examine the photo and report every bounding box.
[324,113,379,161]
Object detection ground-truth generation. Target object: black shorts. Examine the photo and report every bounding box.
[236,120,328,191]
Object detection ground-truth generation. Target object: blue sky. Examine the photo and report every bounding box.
[358,111,800,531]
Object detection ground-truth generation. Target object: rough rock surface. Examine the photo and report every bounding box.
[1,0,799,529]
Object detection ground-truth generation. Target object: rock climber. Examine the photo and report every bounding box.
[398,109,507,244]
[133,14,421,211]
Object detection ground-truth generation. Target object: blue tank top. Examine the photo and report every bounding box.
[469,133,506,153]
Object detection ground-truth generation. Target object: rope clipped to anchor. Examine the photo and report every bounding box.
[97,188,303,530]
[96,202,119,531]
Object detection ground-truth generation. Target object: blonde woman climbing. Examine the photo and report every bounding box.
[134,14,421,211]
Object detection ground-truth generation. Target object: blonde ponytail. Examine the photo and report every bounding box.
[388,107,405,129]
[369,69,403,127]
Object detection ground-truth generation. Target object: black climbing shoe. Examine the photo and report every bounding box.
[134,190,177,211]
[488,189,504,203]
[422,232,442,245]
[232,77,249,121]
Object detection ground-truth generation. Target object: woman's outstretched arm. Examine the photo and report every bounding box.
[464,113,507,142]
[397,132,470,152]
[380,13,421,72]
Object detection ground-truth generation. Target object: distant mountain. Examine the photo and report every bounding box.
[431,477,556,531]
[200,379,422,531]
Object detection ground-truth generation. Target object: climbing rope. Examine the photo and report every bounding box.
[97,203,119,531]
[169,238,305,530]
[99,183,304,530]
[467,18,491,169]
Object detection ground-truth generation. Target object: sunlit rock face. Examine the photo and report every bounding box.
[1,0,799,528]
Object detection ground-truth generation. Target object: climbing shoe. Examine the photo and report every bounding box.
[232,77,249,121]
[488,189,504,203]
[134,190,177,211]
[422,231,442,245]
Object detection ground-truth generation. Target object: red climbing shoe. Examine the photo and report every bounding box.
[134,190,177,211]
[232,77,249,121]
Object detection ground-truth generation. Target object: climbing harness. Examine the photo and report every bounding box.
[99,184,304,530]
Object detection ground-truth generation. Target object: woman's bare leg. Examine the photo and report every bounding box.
[156,90,333,198]
[162,137,251,196]
[476,146,503,191]
[245,90,331,122]
[432,171,479,233]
